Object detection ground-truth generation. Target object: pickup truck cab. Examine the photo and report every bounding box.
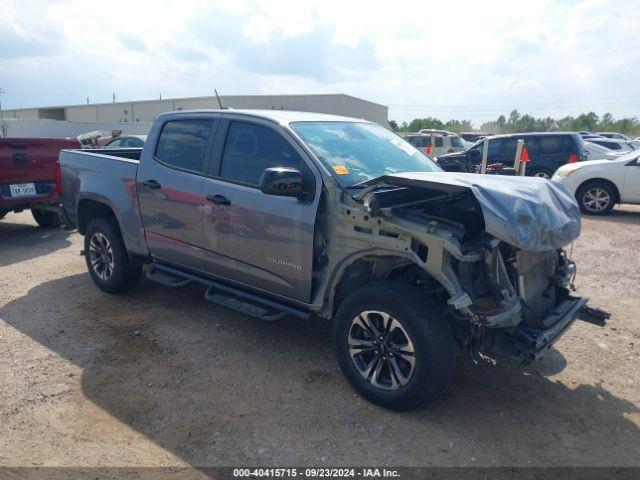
[1,137,81,227]
[60,110,588,410]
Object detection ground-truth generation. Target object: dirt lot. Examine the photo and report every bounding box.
[1,206,639,468]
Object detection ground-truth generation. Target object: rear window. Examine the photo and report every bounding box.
[155,120,214,172]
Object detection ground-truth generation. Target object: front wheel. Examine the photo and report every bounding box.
[332,282,455,410]
[32,209,60,228]
[84,217,142,293]
[576,181,616,215]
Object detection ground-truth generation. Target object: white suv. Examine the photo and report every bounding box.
[552,151,640,215]
[400,131,465,158]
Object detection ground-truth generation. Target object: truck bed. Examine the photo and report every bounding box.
[81,148,143,162]
[59,147,148,257]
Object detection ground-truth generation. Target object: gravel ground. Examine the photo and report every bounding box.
[1,206,639,468]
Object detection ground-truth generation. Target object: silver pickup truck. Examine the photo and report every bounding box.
[60,109,588,410]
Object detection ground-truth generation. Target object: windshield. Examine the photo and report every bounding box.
[290,121,441,187]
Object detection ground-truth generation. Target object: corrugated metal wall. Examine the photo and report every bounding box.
[2,94,389,127]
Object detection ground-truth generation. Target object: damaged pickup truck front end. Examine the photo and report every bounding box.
[321,172,586,364]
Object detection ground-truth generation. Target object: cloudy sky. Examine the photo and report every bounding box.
[1,0,639,126]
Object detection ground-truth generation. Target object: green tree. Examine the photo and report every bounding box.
[399,112,640,137]
[507,110,521,131]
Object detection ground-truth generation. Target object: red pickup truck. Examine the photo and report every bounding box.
[0,137,82,228]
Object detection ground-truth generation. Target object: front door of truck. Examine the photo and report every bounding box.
[137,116,219,271]
[201,118,320,302]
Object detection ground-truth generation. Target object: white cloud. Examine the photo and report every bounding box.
[0,0,639,125]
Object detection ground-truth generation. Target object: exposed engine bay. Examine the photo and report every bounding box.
[315,172,585,363]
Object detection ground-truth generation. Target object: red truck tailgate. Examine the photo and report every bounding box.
[0,137,81,209]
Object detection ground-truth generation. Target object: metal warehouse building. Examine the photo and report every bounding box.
[1,94,389,126]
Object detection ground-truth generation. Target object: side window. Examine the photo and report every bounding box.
[523,137,539,155]
[499,139,518,156]
[488,139,501,155]
[434,137,444,147]
[539,136,563,154]
[155,119,213,173]
[220,122,304,186]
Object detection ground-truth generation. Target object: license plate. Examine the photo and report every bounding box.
[9,183,37,197]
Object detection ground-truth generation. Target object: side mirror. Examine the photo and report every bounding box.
[468,149,480,157]
[260,167,303,198]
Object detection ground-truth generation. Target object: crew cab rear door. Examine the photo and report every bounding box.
[201,116,321,302]
[137,116,220,271]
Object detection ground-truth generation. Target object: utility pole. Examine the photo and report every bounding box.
[112,92,116,103]
[0,88,5,138]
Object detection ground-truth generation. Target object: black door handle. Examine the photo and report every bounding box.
[142,179,161,190]
[206,194,231,206]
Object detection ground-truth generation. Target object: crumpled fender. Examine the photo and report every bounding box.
[362,172,581,252]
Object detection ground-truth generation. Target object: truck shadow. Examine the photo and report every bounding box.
[1,274,639,466]
[0,214,72,267]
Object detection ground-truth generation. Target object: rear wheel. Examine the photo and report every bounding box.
[32,209,60,228]
[85,217,142,293]
[577,181,616,215]
[332,281,455,410]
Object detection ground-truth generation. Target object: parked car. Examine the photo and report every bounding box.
[437,132,586,178]
[417,128,452,135]
[0,137,81,227]
[595,132,630,140]
[60,109,588,410]
[400,132,465,157]
[584,141,628,160]
[553,150,640,215]
[460,132,491,142]
[581,134,605,140]
[104,135,147,148]
[587,137,637,153]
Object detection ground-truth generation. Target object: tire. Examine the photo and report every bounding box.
[32,209,60,228]
[0,209,8,220]
[332,281,455,411]
[528,168,554,179]
[576,181,616,215]
[84,217,142,294]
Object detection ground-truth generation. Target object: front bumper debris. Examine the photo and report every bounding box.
[514,297,588,363]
